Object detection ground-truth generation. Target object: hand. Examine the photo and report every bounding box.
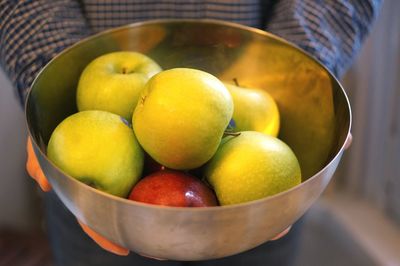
[26,138,51,192]
[270,226,291,241]
[78,221,129,256]
[344,133,353,150]
[26,137,129,256]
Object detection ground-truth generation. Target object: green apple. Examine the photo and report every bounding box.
[224,82,280,137]
[47,110,144,197]
[204,131,301,205]
[133,68,234,170]
[77,51,162,120]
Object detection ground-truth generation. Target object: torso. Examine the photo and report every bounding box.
[81,0,267,32]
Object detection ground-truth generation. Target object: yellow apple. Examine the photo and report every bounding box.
[77,51,162,120]
[133,68,233,170]
[224,82,280,137]
[204,131,301,205]
[47,110,144,197]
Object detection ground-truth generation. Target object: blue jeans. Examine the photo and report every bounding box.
[44,191,302,266]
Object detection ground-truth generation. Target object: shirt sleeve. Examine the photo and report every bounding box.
[266,0,383,78]
[0,0,92,106]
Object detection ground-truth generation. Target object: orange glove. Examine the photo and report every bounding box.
[270,226,291,241]
[344,133,353,150]
[26,137,129,256]
[26,138,51,192]
[78,221,129,256]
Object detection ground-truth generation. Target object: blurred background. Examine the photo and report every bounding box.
[0,0,399,265]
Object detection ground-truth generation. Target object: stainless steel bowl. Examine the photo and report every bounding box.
[25,19,351,261]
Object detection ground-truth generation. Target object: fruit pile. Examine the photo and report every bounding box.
[47,51,301,207]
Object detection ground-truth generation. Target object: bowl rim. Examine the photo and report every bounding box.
[25,18,352,212]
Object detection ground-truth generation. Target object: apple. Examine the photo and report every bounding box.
[47,110,144,197]
[129,170,218,207]
[224,82,280,137]
[133,68,234,170]
[204,131,301,205]
[76,51,162,120]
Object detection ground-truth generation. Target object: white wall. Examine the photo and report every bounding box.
[0,69,40,231]
[338,0,400,225]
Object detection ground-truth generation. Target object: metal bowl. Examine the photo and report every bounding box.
[26,19,351,261]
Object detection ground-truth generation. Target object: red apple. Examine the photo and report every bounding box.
[129,170,218,207]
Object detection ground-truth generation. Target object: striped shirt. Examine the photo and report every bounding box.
[0,0,382,105]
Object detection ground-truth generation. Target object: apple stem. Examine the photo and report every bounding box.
[140,95,147,105]
[122,67,127,74]
[233,78,240,87]
[223,131,241,137]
